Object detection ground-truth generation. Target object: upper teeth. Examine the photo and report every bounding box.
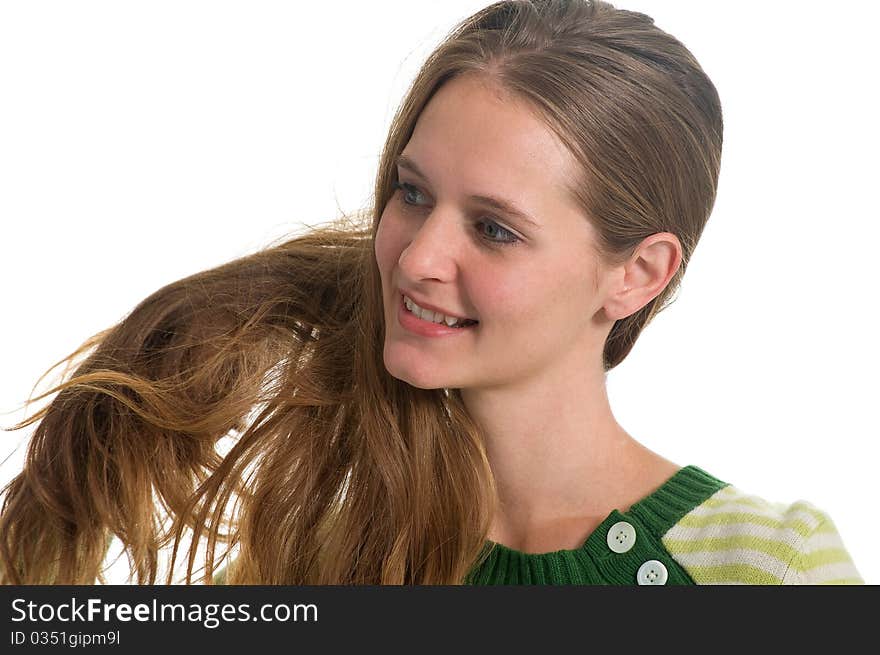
[404,296,471,327]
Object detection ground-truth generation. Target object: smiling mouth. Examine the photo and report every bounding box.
[400,295,479,328]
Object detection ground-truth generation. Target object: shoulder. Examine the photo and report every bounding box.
[660,483,864,585]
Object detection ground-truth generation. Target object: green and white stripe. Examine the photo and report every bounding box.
[662,485,864,584]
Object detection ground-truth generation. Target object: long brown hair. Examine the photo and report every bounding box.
[0,0,722,584]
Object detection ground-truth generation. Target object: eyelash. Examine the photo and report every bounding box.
[391,181,521,248]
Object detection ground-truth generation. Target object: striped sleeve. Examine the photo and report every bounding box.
[781,511,864,585]
[661,485,864,584]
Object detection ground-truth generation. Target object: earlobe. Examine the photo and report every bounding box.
[602,287,639,322]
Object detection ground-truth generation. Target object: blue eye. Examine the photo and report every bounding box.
[392,181,521,248]
[394,181,426,207]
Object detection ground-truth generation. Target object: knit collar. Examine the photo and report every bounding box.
[464,464,728,585]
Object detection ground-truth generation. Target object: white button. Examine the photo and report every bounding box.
[606,521,637,553]
[637,560,668,585]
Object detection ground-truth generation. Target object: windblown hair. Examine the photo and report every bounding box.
[0,0,722,584]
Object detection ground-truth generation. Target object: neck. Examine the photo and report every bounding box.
[459,363,677,550]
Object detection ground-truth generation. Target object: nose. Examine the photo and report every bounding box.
[398,207,463,281]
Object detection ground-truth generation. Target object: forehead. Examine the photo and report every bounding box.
[404,74,580,205]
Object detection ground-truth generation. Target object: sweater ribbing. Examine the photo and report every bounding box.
[464,464,727,585]
[463,465,864,585]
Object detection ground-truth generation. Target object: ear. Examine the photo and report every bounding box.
[601,232,682,321]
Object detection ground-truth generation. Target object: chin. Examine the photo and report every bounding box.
[381,351,449,391]
[385,364,445,390]
[402,378,443,391]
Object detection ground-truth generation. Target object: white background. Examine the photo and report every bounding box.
[1,1,877,584]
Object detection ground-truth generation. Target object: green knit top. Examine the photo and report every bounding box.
[464,464,726,585]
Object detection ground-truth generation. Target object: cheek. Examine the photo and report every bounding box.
[496,262,556,312]
[374,209,404,281]
[483,262,583,329]
[474,276,543,327]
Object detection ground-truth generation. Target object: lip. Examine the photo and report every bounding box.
[397,289,475,321]
[396,293,478,337]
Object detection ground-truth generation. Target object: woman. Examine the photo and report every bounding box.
[0,0,863,585]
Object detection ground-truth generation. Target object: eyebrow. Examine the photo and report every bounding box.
[395,153,541,229]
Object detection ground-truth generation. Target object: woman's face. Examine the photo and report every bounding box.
[375,73,612,391]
